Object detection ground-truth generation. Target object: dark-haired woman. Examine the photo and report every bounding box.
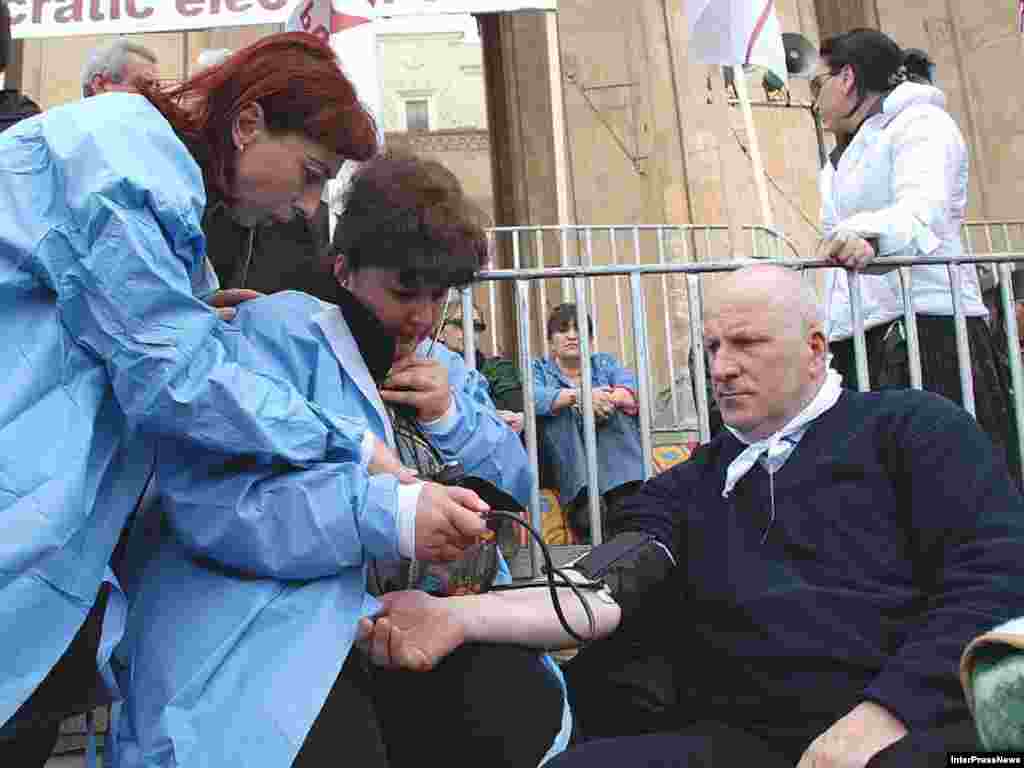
[532,304,645,541]
[0,34,487,763]
[813,29,1014,476]
[115,151,580,768]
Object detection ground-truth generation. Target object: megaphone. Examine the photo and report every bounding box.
[782,32,818,78]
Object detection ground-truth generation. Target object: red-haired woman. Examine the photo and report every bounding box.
[0,33,486,763]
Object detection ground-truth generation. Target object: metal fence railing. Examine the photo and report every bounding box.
[469,225,800,442]
[451,223,1024,574]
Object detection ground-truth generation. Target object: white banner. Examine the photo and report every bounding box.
[9,0,555,39]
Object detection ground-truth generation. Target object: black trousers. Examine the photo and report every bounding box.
[0,589,110,766]
[546,718,980,768]
[294,643,565,768]
[830,315,1019,482]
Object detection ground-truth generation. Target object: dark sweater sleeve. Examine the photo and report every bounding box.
[863,393,1024,728]
[607,451,702,556]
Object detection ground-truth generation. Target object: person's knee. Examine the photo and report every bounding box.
[972,651,1024,751]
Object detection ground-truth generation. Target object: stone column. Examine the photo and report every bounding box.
[814,0,880,40]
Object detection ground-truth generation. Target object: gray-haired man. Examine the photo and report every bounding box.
[81,38,157,98]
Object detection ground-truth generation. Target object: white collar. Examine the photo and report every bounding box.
[312,305,396,451]
[722,369,843,498]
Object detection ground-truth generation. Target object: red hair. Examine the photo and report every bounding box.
[143,32,378,202]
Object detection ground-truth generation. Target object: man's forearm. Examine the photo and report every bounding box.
[451,586,621,649]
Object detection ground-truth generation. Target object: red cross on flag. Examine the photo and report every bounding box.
[287,0,376,41]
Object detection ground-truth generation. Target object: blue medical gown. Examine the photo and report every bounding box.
[0,95,368,731]
[114,292,569,767]
[531,354,645,507]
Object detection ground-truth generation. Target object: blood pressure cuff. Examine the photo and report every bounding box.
[565,531,675,619]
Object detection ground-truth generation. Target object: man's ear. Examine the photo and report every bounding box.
[89,74,107,96]
[809,327,828,372]
[232,102,266,151]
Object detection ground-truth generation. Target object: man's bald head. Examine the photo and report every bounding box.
[702,265,829,439]
[708,265,825,336]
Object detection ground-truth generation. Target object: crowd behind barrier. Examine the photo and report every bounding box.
[454,222,1024,573]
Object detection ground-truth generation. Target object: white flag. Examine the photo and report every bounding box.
[686,0,788,87]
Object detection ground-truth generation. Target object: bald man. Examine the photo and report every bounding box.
[553,265,1024,768]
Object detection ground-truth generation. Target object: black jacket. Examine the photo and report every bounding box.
[203,201,334,300]
[0,88,40,133]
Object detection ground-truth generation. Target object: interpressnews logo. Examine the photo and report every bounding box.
[948,754,1024,766]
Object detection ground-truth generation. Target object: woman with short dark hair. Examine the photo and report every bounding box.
[117,150,570,768]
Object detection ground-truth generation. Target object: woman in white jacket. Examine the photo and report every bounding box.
[813,29,1014,476]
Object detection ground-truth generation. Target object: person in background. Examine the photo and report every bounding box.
[532,303,645,540]
[813,29,1016,479]
[439,300,525,432]
[80,38,158,97]
[0,0,40,132]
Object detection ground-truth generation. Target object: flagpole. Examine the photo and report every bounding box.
[732,65,774,230]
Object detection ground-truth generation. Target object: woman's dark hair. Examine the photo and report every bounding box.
[332,149,489,290]
[902,48,935,84]
[547,303,594,341]
[819,28,904,100]
[141,32,378,203]
[1,1,11,74]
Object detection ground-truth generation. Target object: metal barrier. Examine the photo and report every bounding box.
[470,225,800,441]
[453,241,1024,575]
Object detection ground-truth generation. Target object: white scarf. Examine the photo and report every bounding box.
[722,369,844,498]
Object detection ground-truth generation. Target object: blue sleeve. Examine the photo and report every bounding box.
[158,447,402,580]
[595,353,638,390]
[532,358,563,417]
[154,294,404,579]
[29,108,366,465]
[425,346,534,508]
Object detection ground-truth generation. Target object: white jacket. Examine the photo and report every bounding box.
[820,82,987,341]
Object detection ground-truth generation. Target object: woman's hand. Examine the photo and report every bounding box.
[498,410,524,433]
[380,358,452,423]
[817,233,878,272]
[366,437,418,485]
[414,483,489,562]
[552,388,579,413]
[592,386,616,421]
[610,386,639,416]
[205,288,264,321]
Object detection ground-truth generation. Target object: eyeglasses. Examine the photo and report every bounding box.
[445,319,486,333]
[809,72,836,101]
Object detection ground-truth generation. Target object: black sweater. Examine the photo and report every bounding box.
[0,88,40,134]
[615,389,1024,758]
